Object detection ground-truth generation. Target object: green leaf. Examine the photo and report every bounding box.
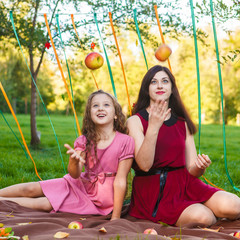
[158,221,169,227]
[4,227,13,233]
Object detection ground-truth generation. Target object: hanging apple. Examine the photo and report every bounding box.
[155,44,172,62]
[85,52,104,70]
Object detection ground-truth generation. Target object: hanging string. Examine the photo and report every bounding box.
[133,8,148,70]
[154,5,172,72]
[0,110,29,159]
[56,14,78,138]
[93,12,117,99]
[202,177,225,191]
[71,14,99,89]
[209,0,240,192]
[0,82,42,180]
[9,11,66,175]
[90,71,99,89]
[44,13,81,137]
[189,0,224,191]
[71,14,82,46]
[189,0,201,155]
[109,12,132,116]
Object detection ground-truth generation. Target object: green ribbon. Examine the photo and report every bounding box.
[209,0,239,191]
[9,11,66,174]
[189,0,201,154]
[56,14,78,138]
[0,110,28,159]
[133,9,148,70]
[94,12,117,99]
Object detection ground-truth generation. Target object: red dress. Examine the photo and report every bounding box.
[128,109,220,225]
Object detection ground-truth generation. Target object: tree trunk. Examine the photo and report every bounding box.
[25,97,28,114]
[12,98,17,114]
[30,53,40,145]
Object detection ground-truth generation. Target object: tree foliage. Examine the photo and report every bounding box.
[0,0,240,147]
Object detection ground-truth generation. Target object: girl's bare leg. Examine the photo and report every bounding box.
[0,196,53,212]
[0,182,44,198]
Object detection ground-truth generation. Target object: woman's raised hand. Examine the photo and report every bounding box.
[195,154,211,170]
[148,100,171,130]
[64,144,86,165]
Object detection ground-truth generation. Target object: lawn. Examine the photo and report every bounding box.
[0,113,240,198]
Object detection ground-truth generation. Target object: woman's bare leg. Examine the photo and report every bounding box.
[204,191,240,220]
[176,203,217,227]
[0,182,44,198]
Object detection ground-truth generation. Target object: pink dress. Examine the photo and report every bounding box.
[40,131,134,215]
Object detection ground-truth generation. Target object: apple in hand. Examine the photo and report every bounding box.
[68,221,83,229]
[85,52,104,70]
[155,44,172,62]
[143,228,158,235]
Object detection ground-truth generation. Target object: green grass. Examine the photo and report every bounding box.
[0,113,78,186]
[0,113,240,198]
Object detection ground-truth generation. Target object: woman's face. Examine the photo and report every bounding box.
[148,71,172,104]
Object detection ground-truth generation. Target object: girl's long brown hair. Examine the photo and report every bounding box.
[82,90,127,163]
[133,65,197,134]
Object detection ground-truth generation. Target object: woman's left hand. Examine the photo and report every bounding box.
[195,154,211,170]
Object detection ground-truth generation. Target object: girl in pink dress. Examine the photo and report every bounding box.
[0,90,134,220]
[127,65,240,226]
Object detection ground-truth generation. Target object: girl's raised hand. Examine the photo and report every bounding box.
[148,100,171,130]
[195,154,211,170]
[64,144,86,164]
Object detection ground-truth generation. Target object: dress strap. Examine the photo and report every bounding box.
[135,166,183,176]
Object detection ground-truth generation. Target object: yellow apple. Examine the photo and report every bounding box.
[155,44,172,62]
[85,52,104,70]
[68,221,83,229]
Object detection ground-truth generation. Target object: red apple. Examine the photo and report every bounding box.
[234,232,240,238]
[143,228,158,235]
[85,52,104,70]
[155,44,172,62]
[68,221,83,229]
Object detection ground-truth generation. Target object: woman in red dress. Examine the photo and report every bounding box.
[127,65,240,226]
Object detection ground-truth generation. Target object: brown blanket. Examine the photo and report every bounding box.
[0,200,239,240]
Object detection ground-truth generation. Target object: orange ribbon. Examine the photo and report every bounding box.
[71,14,99,90]
[44,14,81,136]
[109,12,132,116]
[154,5,172,72]
[71,14,82,45]
[0,82,42,180]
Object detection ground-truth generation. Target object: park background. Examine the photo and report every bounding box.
[0,0,240,197]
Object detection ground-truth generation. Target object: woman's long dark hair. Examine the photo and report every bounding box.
[133,65,197,134]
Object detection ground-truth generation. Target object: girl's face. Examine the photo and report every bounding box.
[148,71,172,104]
[90,93,116,127]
